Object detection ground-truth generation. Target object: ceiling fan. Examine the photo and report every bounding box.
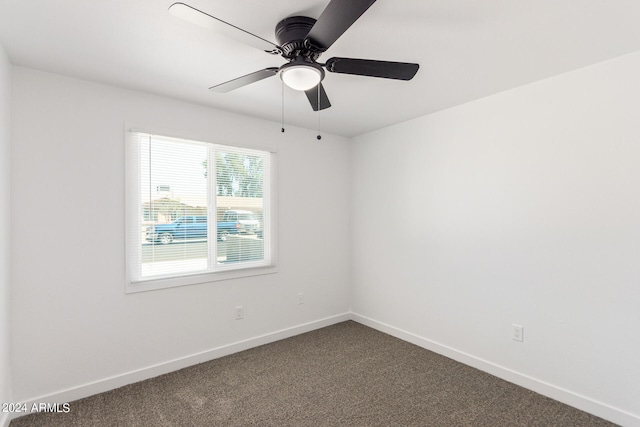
[169,0,419,111]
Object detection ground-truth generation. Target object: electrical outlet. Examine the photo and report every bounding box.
[297,292,304,305]
[512,324,524,342]
[235,306,244,320]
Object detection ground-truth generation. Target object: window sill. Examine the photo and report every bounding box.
[126,264,278,294]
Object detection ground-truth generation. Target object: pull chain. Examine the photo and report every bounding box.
[316,85,322,140]
[281,80,285,133]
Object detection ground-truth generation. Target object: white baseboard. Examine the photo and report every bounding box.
[8,313,350,424]
[9,312,638,427]
[350,313,640,427]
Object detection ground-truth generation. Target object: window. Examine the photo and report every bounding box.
[126,131,276,292]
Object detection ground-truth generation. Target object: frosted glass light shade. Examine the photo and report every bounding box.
[280,65,322,91]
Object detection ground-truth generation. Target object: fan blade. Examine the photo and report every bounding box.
[210,68,279,93]
[305,0,377,52]
[325,57,419,80]
[305,84,331,111]
[169,3,281,54]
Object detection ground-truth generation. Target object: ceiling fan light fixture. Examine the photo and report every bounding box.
[280,62,324,91]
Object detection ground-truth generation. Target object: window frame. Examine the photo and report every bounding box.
[125,130,278,294]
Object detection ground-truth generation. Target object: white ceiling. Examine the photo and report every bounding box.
[1,0,640,137]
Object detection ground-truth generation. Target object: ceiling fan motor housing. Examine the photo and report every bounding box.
[275,16,319,59]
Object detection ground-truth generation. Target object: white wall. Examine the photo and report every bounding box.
[10,67,351,403]
[351,50,640,426]
[0,44,12,426]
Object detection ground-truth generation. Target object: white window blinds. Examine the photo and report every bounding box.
[126,132,273,289]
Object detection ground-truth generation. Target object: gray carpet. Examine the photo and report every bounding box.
[11,321,616,426]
